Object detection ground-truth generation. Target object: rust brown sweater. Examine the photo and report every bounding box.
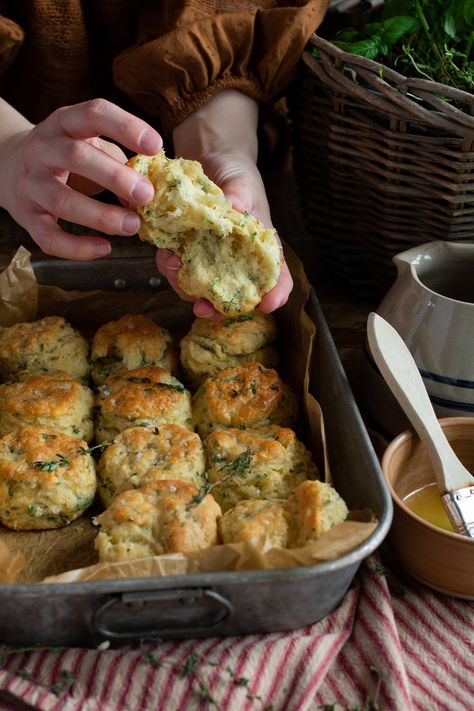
[0,0,327,135]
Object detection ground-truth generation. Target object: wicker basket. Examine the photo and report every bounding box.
[289,34,474,298]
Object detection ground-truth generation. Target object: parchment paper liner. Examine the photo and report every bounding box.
[0,246,377,584]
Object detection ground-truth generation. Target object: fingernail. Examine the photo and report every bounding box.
[132,180,154,204]
[194,303,214,318]
[93,241,111,257]
[165,254,181,270]
[140,129,161,154]
[227,195,245,212]
[122,213,141,234]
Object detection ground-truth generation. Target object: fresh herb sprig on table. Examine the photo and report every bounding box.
[323,0,474,93]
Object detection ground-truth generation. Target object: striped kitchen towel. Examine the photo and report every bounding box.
[0,554,472,711]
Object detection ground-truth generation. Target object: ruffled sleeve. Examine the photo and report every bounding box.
[113,0,328,136]
[0,14,23,74]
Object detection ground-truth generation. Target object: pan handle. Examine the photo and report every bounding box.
[91,588,233,642]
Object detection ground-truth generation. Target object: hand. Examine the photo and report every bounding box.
[157,90,293,318]
[156,155,293,318]
[0,98,162,260]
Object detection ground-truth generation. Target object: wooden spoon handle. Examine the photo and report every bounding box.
[367,312,474,492]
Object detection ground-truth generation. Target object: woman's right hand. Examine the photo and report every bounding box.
[0,98,162,260]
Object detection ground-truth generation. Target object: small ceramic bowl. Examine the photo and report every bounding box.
[381,417,474,599]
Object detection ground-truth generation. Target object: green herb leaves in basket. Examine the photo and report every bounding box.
[329,15,420,60]
[324,0,474,93]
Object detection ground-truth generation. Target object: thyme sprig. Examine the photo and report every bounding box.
[143,651,217,706]
[0,646,75,697]
[78,440,113,456]
[142,647,276,709]
[224,314,255,326]
[33,453,69,471]
[187,448,254,508]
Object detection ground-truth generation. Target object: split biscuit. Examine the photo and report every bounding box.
[97,424,206,507]
[0,316,89,383]
[219,480,348,547]
[128,150,282,315]
[90,313,177,386]
[0,425,96,530]
[180,311,279,389]
[204,425,316,511]
[0,370,94,441]
[94,480,221,562]
[95,365,193,442]
[192,362,297,440]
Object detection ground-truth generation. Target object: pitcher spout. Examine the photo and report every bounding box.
[393,240,474,279]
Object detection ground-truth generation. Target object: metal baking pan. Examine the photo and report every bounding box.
[0,256,392,647]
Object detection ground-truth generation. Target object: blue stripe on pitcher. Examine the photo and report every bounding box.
[418,369,474,390]
[428,396,474,413]
[365,343,474,412]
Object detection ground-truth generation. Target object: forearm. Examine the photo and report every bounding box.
[0,99,34,212]
[172,90,259,164]
[0,98,34,141]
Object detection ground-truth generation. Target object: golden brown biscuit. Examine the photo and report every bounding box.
[204,425,316,511]
[285,480,349,547]
[192,363,297,439]
[94,480,221,562]
[219,480,348,548]
[180,312,279,389]
[95,365,193,442]
[0,316,89,383]
[97,424,206,507]
[90,313,177,386]
[0,370,94,441]
[128,150,282,315]
[0,426,96,530]
[218,499,289,547]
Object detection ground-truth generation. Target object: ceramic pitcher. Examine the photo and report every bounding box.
[362,240,474,435]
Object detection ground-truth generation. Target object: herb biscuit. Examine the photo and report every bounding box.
[0,426,96,530]
[0,316,88,383]
[219,480,348,547]
[0,370,94,441]
[128,150,282,315]
[95,365,193,442]
[218,499,289,547]
[204,425,317,511]
[90,313,177,386]
[94,480,221,562]
[192,362,297,440]
[97,424,206,507]
[285,480,349,546]
[180,312,279,389]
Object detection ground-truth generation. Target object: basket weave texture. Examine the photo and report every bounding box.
[289,34,474,298]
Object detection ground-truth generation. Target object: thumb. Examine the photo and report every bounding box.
[220,173,273,227]
[221,176,253,214]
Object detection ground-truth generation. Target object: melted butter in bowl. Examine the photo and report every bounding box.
[403,483,454,533]
[381,417,474,599]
